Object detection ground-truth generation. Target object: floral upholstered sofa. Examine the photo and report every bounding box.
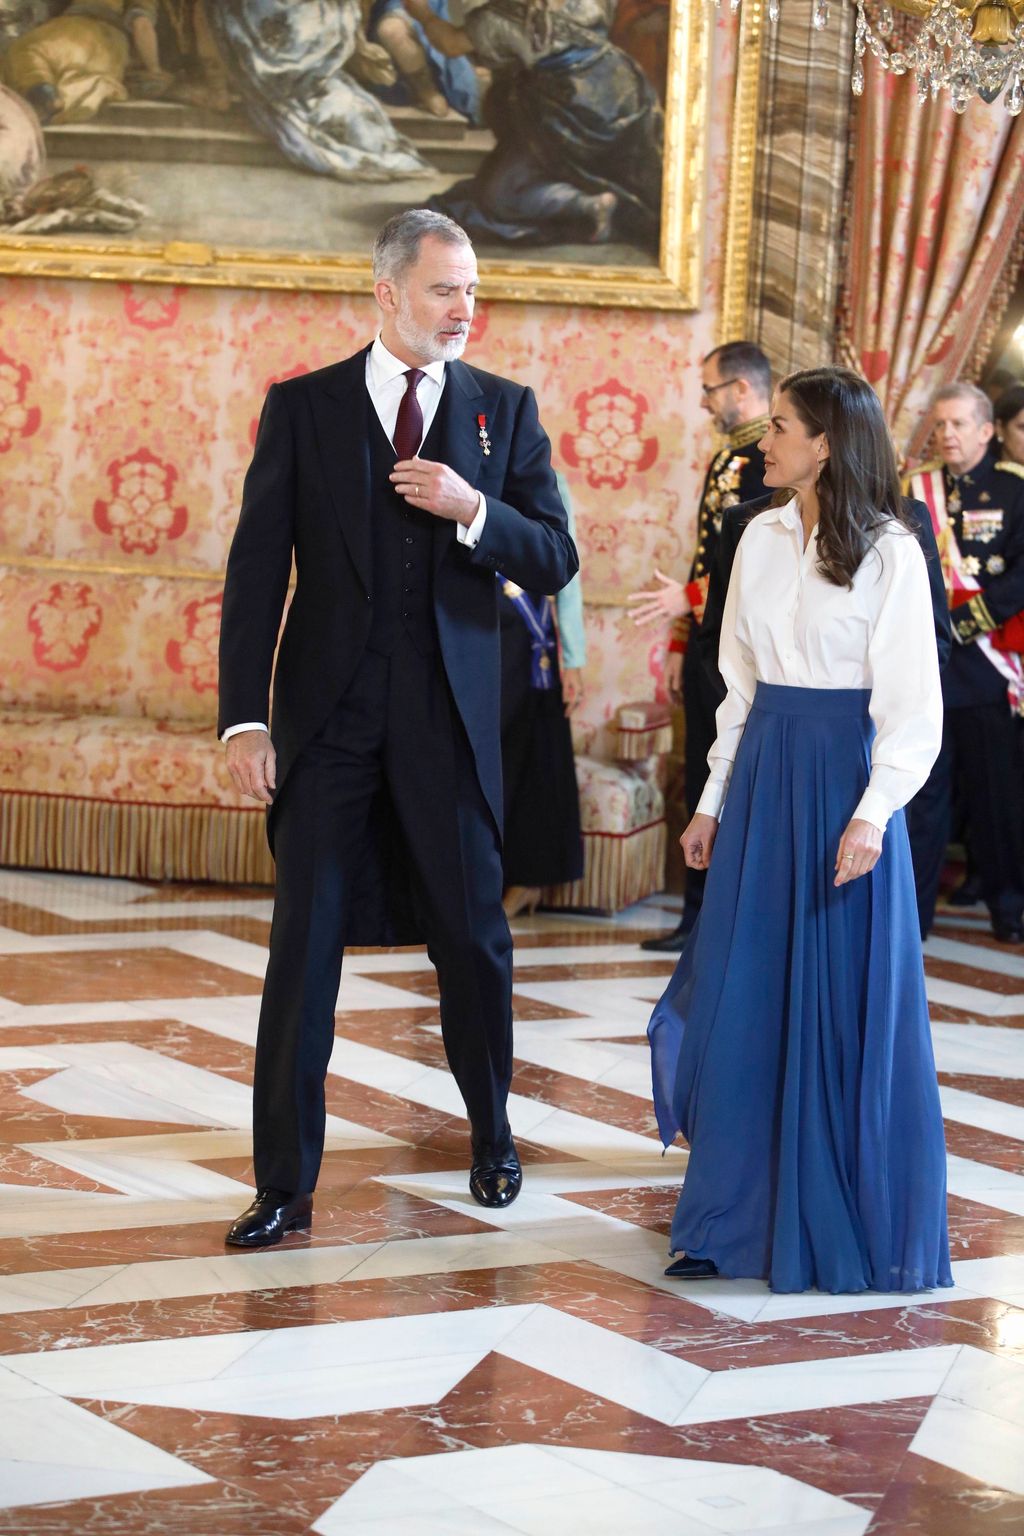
[0,564,670,908]
[0,561,273,883]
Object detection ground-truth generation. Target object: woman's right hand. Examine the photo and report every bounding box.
[680,813,718,869]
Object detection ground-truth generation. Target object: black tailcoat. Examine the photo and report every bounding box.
[218,347,578,942]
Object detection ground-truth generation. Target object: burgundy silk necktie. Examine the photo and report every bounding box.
[393,367,424,461]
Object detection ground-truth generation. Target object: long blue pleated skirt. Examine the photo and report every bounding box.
[648,682,953,1294]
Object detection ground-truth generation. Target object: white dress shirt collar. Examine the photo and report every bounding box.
[369,334,446,390]
[764,496,801,530]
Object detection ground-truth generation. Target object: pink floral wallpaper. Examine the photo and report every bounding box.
[0,14,738,765]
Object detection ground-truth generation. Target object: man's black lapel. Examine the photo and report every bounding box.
[308,349,373,595]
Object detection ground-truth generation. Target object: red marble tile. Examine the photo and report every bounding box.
[924,957,1024,997]
[943,1120,1024,1174]
[938,1073,1024,1110]
[868,1450,1024,1533]
[0,1482,309,1535]
[947,1192,1024,1259]
[0,949,263,1004]
[563,1183,674,1233]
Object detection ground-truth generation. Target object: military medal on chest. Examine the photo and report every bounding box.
[477,413,491,456]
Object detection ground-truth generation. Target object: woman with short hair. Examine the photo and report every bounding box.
[649,366,953,1296]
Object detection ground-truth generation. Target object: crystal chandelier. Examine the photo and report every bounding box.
[717,1,1024,114]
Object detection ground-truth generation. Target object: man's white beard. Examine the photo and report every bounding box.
[395,296,469,363]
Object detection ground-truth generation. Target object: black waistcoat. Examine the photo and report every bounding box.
[365,385,444,657]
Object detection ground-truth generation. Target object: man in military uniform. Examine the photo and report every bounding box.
[628,341,771,952]
[906,381,1024,944]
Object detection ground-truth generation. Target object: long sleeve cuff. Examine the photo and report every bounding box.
[852,763,922,832]
[222,721,268,742]
[456,493,487,547]
[695,763,731,821]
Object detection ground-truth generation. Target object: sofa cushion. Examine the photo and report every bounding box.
[0,708,242,807]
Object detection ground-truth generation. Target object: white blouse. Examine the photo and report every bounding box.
[696,499,943,833]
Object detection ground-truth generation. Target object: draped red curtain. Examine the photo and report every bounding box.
[839,54,1024,461]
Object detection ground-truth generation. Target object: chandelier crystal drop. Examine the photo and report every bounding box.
[712,0,1024,113]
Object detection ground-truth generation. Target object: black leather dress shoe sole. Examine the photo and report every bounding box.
[993,923,1024,945]
[225,1191,313,1248]
[469,1156,522,1209]
[664,1255,719,1279]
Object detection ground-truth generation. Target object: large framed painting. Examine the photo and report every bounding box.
[0,0,707,308]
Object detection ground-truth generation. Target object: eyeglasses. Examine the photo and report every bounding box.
[701,378,740,397]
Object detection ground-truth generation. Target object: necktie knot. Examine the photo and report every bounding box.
[394,368,425,461]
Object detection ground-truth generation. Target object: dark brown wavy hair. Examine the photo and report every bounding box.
[775,367,916,588]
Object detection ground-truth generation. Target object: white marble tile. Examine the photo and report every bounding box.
[936,1342,1024,1426]
[672,1345,959,1426]
[324,1447,873,1536]
[946,1155,1024,1217]
[938,1084,1024,1141]
[0,1192,248,1240]
[485,1484,718,1535]
[952,1253,1024,1305]
[3,1328,262,1396]
[500,1306,708,1424]
[925,934,1024,979]
[343,1230,562,1282]
[912,1395,1024,1495]
[925,974,1023,1018]
[130,1350,494,1420]
[0,1395,212,1510]
[638,1463,872,1532]
[931,1022,1024,1079]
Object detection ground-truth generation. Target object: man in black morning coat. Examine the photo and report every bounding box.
[217,210,577,1247]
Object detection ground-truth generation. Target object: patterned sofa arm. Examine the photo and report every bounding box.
[541,700,672,915]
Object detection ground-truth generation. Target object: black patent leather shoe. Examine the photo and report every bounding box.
[664,1254,719,1279]
[992,919,1024,945]
[469,1146,522,1208]
[225,1188,313,1247]
[640,909,699,953]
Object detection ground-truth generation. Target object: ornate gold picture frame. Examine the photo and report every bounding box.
[0,0,707,309]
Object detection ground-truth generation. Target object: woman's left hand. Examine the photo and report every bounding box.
[834,817,883,887]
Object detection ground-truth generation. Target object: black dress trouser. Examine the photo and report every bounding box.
[682,633,723,913]
[907,700,1024,937]
[252,633,514,1194]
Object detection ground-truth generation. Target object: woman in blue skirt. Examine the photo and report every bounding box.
[648,367,954,1295]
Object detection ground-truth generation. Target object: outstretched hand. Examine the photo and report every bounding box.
[627,570,689,628]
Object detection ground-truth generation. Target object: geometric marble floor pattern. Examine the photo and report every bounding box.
[0,873,1022,1533]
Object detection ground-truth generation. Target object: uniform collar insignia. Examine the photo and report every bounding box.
[729,415,770,450]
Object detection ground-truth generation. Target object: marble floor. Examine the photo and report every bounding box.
[0,870,1021,1534]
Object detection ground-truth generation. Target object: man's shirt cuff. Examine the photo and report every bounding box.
[456,493,487,547]
[222,722,268,742]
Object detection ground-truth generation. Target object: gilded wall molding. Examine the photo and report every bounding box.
[720,0,766,344]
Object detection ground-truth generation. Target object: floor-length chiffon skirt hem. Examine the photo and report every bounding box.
[648,682,953,1296]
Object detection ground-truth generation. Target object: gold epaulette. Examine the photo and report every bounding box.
[996,460,1024,479]
[901,459,942,495]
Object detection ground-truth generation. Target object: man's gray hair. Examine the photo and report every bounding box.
[372,209,471,283]
[932,380,993,424]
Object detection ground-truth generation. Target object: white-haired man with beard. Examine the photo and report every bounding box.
[219,209,577,1247]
